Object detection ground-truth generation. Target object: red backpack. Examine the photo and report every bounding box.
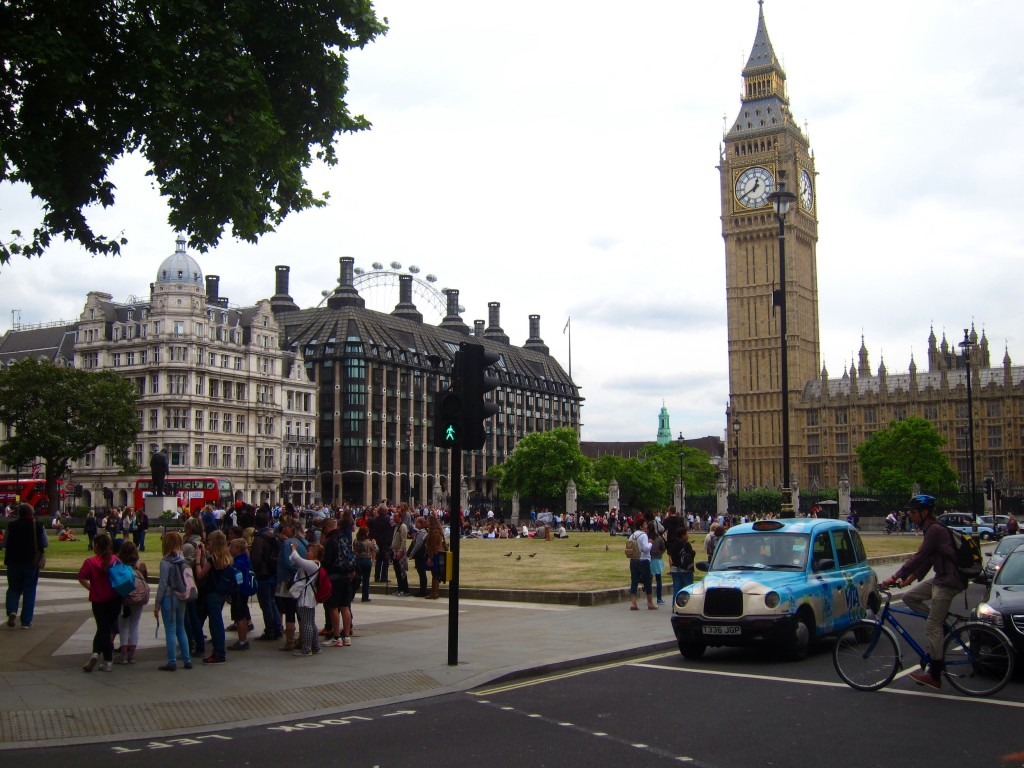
[314,566,332,604]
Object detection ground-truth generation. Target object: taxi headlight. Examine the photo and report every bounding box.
[975,602,1004,628]
[764,591,781,609]
[675,591,691,609]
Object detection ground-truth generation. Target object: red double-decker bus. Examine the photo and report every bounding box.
[0,479,66,513]
[133,477,234,514]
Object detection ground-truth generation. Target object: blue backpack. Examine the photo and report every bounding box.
[108,560,136,597]
[235,554,258,597]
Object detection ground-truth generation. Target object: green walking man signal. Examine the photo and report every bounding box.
[430,341,500,450]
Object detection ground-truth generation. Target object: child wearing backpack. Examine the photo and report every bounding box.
[114,540,148,665]
[227,538,254,651]
[288,541,324,657]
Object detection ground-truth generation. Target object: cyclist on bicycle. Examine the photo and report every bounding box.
[879,494,965,689]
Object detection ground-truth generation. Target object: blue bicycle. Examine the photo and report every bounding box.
[832,587,1015,696]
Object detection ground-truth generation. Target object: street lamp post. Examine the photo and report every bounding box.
[676,432,685,511]
[768,179,798,517]
[959,329,980,541]
[732,419,742,493]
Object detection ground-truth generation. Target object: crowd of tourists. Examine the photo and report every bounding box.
[69,500,452,673]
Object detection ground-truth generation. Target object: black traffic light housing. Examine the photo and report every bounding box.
[458,341,500,450]
[432,351,464,449]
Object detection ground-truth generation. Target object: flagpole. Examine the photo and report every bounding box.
[563,316,572,380]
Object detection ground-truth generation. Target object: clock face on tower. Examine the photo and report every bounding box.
[734,166,775,209]
[799,169,813,211]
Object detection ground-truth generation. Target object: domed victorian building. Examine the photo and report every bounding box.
[71,235,319,509]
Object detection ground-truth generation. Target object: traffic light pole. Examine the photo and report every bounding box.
[447,446,461,666]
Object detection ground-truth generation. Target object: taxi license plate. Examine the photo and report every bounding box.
[703,625,741,636]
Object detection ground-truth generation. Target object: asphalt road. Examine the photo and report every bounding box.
[20,626,1024,768]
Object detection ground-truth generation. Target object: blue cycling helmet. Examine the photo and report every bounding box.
[907,494,936,511]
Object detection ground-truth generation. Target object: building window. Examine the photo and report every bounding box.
[223,413,232,433]
[955,427,968,451]
[169,374,187,395]
[209,445,218,468]
[236,415,245,434]
[111,353,121,367]
[195,375,205,395]
[168,443,187,466]
[194,444,203,467]
[149,409,159,430]
[834,410,848,426]
[987,402,1002,419]
[195,410,204,432]
[170,346,187,362]
[235,447,245,469]
[835,432,849,455]
[863,408,876,425]
[126,351,136,366]
[266,448,274,469]
[956,402,969,419]
[807,434,820,456]
[805,410,819,427]
[923,405,938,421]
[222,446,231,468]
[150,374,160,394]
[988,426,1003,450]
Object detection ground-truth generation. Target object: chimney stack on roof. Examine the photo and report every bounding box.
[270,265,300,315]
[523,314,549,354]
[483,301,510,345]
[440,288,469,334]
[327,256,366,309]
[391,273,423,323]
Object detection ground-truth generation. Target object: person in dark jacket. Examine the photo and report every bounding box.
[4,503,48,628]
[880,494,965,689]
[369,505,393,583]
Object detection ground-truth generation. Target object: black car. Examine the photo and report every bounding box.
[976,549,1024,657]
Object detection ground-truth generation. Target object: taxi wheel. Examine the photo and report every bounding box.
[784,613,812,662]
[678,640,707,660]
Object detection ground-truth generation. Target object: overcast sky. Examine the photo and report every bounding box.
[2,1,1022,444]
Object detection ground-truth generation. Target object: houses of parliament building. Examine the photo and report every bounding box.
[722,5,1023,496]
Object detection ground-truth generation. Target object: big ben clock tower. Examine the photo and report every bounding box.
[722,2,820,490]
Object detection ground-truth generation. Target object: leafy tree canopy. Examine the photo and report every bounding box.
[490,428,596,501]
[0,0,388,263]
[0,359,141,508]
[590,441,717,513]
[856,416,959,497]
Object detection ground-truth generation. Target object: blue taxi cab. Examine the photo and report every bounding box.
[671,518,879,661]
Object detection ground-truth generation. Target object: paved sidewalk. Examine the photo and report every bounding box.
[0,560,912,750]
[0,576,681,750]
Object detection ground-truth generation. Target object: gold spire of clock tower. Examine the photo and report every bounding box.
[721,2,820,490]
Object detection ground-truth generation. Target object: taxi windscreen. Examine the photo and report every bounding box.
[710,533,809,571]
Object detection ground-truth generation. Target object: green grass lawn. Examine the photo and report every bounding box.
[35,530,922,591]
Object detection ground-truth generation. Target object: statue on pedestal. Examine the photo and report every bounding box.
[150,448,169,497]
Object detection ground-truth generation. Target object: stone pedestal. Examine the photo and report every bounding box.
[145,495,178,519]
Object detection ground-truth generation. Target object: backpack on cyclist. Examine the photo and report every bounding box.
[942,523,983,584]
